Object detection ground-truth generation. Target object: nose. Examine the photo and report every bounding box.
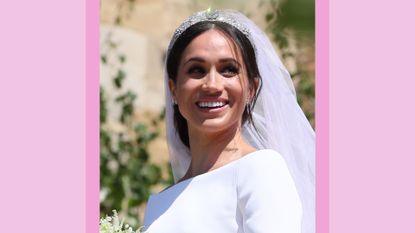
[202,67,223,93]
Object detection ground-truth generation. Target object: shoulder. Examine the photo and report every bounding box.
[237,149,289,176]
[237,149,296,192]
[236,149,300,202]
[236,149,303,232]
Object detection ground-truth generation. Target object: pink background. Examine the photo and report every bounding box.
[0,1,86,232]
[329,0,415,232]
[1,0,414,232]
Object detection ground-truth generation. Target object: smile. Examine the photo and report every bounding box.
[195,100,229,113]
[196,101,227,108]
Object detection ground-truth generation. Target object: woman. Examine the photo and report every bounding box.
[144,9,315,233]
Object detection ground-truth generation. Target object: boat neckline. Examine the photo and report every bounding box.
[151,149,274,197]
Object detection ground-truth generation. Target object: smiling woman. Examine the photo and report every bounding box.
[166,20,261,148]
[143,9,315,233]
[171,29,256,136]
[170,28,259,181]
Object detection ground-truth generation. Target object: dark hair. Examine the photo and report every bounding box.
[167,21,262,147]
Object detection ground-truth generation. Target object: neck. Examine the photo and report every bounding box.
[181,123,255,181]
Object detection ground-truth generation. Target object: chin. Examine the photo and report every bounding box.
[193,117,241,134]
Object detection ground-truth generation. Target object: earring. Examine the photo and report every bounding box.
[246,97,250,105]
[172,98,177,105]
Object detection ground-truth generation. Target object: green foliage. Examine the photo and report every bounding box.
[100,81,164,228]
[274,0,315,36]
[100,1,167,227]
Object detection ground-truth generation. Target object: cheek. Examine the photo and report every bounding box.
[175,79,199,101]
[225,79,249,105]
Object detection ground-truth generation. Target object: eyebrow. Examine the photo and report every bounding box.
[183,57,241,66]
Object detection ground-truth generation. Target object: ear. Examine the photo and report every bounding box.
[168,79,176,100]
[249,77,260,100]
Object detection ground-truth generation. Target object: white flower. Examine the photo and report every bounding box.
[100,210,148,233]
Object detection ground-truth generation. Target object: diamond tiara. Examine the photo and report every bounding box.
[168,9,254,51]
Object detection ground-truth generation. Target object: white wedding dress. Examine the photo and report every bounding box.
[143,149,302,233]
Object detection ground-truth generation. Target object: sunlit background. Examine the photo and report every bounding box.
[100,0,314,228]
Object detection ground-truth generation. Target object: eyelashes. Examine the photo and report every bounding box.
[221,65,240,76]
[187,66,205,76]
[186,65,240,77]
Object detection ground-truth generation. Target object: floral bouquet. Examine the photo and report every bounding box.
[100,210,147,233]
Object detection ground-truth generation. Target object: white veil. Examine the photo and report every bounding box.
[164,10,315,233]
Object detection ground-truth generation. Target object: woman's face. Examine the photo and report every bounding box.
[170,29,253,134]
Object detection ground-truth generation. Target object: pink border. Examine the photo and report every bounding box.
[86,0,100,232]
[316,0,329,233]
[316,0,329,232]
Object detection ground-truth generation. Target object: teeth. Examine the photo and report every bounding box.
[197,101,226,108]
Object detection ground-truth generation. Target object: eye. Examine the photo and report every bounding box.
[221,65,240,77]
[187,66,206,77]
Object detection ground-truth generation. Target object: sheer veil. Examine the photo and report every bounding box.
[164,10,315,233]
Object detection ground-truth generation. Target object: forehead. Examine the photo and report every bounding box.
[181,29,242,62]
